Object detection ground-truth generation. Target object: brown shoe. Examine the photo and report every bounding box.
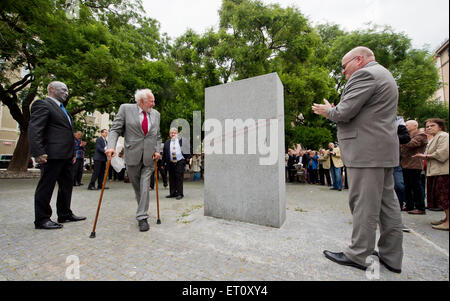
[431,219,446,226]
[432,224,449,231]
[408,209,426,215]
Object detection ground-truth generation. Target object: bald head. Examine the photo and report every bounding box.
[344,46,375,61]
[341,46,376,80]
[405,120,419,133]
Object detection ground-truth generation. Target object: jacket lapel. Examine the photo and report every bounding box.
[46,98,72,129]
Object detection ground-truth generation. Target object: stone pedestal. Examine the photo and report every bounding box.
[204,73,286,228]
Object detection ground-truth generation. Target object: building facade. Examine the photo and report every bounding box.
[433,39,449,106]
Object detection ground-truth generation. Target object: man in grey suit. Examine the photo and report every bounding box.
[313,46,403,273]
[105,89,162,232]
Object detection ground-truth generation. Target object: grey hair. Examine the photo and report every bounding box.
[134,89,153,103]
[47,81,66,94]
[169,127,178,133]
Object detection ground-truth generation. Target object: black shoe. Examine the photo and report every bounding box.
[372,251,401,273]
[73,183,80,187]
[176,195,183,200]
[330,188,338,190]
[88,186,98,190]
[338,189,342,191]
[138,219,149,232]
[78,183,84,186]
[58,214,87,223]
[98,186,109,190]
[35,220,63,230]
[323,250,367,271]
[166,195,176,198]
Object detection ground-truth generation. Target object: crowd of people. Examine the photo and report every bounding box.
[286,116,449,234]
[285,142,348,191]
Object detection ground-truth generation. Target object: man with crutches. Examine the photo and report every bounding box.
[104,89,162,232]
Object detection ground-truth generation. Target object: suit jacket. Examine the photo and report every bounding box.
[29,98,75,159]
[327,61,399,168]
[425,131,449,176]
[323,147,344,168]
[162,138,191,167]
[400,131,427,170]
[93,137,107,161]
[107,104,162,167]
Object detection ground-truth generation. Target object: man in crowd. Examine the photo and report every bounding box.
[312,46,403,273]
[318,148,332,186]
[105,89,162,232]
[163,128,191,200]
[73,131,86,186]
[324,142,343,191]
[401,120,428,214]
[29,81,86,229]
[88,129,108,190]
[287,148,298,183]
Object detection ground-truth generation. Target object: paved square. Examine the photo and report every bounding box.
[0,176,448,281]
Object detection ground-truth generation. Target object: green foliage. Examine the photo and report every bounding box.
[289,126,333,151]
[1,0,446,170]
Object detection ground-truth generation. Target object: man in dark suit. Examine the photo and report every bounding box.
[88,129,108,190]
[287,149,298,183]
[163,128,191,200]
[29,81,86,230]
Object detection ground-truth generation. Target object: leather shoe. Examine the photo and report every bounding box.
[98,186,109,190]
[58,214,87,223]
[408,209,426,215]
[372,251,401,273]
[138,219,150,232]
[176,195,184,200]
[323,250,367,271]
[166,195,176,198]
[88,186,98,190]
[35,220,63,230]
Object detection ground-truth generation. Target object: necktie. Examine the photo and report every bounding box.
[59,103,71,124]
[142,111,148,136]
[172,141,177,162]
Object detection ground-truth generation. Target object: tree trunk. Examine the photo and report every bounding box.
[7,127,30,172]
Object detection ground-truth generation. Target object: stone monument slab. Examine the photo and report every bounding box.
[204,72,286,228]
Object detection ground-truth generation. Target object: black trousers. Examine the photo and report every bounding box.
[89,160,106,188]
[73,158,84,185]
[309,169,318,184]
[319,165,331,186]
[403,168,425,211]
[34,159,73,225]
[288,166,296,182]
[150,164,168,188]
[168,159,185,197]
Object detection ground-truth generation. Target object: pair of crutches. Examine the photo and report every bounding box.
[90,159,161,238]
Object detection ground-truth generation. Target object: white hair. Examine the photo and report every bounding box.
[169,127,178,133]
[134,89,153,103]
[47,81,66,94]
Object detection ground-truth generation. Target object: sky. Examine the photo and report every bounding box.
[141,0,449,51]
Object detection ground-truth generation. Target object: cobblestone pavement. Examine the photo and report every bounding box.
[0,177,448,281]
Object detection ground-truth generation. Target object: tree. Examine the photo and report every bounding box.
[0,0,173,171]
[319,24,443,124]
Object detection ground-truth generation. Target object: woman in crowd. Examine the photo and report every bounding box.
[413,118,449,231]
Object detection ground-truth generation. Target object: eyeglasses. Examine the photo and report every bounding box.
[342,56,360,71]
